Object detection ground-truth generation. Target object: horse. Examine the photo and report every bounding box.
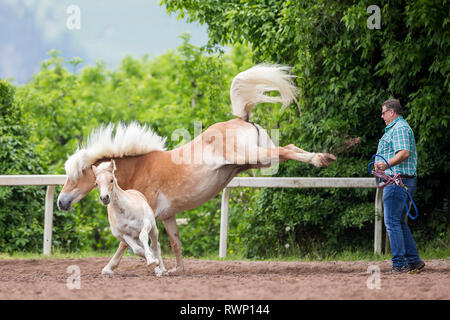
[57,64,337,274]
[93,160,167,277]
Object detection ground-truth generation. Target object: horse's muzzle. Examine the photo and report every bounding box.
[100,195,110,205]
[57,193,73,211]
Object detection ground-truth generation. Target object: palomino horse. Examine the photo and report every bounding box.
[57,64,336,274]
[93,160,167,276]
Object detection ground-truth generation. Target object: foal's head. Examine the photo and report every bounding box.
[92,160,117,206]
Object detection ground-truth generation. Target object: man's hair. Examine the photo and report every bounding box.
[382,98,403,115]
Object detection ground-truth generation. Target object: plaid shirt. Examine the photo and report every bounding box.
[376,116,417,176]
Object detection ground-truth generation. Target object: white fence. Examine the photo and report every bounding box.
[0,175,383,257]
[0,175,67,255]
[220,177,383,257]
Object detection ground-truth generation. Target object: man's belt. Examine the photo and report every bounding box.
[389,174,416,179]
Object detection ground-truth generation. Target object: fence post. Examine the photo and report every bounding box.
[43,185,55,255]
[374,187,383,254]
[219,187,231,258]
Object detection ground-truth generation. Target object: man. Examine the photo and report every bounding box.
[375,98,425,273]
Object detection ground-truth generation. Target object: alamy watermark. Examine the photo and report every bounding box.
[367,5,381,30]
[366,265,381,290]
[66,265,81,290]
[66,5,81,30]
[170,121,280,175]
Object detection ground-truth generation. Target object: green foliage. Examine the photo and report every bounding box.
[0,80,46,252]
[162,0,450,257]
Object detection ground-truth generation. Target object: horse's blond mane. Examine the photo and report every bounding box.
[65,122,166,180]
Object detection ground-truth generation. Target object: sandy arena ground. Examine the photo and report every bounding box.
[0,257,448,300]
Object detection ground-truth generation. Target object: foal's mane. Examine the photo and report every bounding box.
[65,122,166,180]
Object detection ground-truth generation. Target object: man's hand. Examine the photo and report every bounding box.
[375,150,410,172]
[375,161,388,172]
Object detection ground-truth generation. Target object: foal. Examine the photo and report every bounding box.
[92,160,167,277]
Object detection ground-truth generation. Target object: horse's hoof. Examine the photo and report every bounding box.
[154,267,169,277]
[315,153,337,167]
[101,268,114,275]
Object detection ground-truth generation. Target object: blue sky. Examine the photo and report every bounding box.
[0,0,209,83]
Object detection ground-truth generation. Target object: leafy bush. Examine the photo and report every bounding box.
[0,80,47,252]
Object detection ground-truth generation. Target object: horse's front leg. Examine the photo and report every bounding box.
[162,216,185,274]
[102,241,127,275]
[149,224,168,277]
[138,222,159,267]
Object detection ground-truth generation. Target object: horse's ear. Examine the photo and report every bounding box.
[92,165,98,175]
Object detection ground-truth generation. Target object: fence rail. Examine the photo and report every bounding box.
[0,175,383,257]
[220,177,383,258]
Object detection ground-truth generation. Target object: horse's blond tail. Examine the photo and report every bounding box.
[230,64,299,121]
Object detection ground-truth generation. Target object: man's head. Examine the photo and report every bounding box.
[381,98,402,125]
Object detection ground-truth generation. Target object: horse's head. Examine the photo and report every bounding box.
[57,168,96,211]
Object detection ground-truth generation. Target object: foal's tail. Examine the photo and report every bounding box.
[230,64,299,121]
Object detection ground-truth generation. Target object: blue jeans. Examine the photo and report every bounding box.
[383,177,420,267]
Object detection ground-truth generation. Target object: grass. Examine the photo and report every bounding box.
[1,241,448,261]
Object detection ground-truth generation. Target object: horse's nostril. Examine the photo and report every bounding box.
[100,195,110,204]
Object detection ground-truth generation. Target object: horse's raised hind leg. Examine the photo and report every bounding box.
[283,144,306,153]
[162,216,185,274]
[102,241,127,275]
[256,146,336,167]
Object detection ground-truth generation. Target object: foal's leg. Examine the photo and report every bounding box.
[102,241,127,275]
[149,224,168,277]
[138,222,159,267]
[162,216,184,274]
[123,234,146,258]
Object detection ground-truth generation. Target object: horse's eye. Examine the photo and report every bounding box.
[110,179,114,183]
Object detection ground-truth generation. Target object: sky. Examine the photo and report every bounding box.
[0,0,209,83]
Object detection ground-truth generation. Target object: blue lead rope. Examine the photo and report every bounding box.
[368,154,419,220]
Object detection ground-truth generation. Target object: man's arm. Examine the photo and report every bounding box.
[375,150,410,171]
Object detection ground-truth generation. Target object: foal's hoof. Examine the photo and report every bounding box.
[315,153,337,167]
[154,267,169,277]
[101,268,114,275]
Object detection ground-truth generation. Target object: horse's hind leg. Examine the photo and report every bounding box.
[102,241,127,275]
[162,216,184,274]
[283,144,306,153]
[255,146,336,167]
